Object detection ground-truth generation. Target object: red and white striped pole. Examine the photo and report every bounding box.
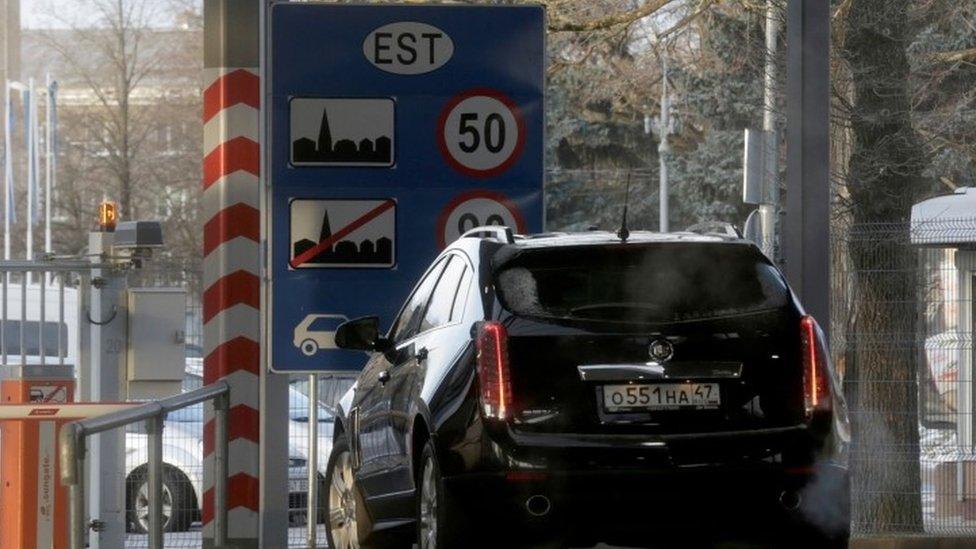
[202,2,262,547]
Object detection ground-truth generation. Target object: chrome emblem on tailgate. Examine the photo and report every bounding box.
[648,339,674,362]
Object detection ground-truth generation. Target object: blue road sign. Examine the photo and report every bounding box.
[268,4,545,373]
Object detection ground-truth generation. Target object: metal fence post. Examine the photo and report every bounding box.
[214,391,229,547]
[147,414,165,549]
[307,373,319,548]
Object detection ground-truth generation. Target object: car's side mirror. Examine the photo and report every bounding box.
[335,316,391,352]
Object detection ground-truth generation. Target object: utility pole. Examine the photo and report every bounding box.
[1,0,19,262]
[763,0,781,262]
[784,0,830,337]
[25,77,32,271]
[0,0,19,87]
[87,229,128,549]
[658,50,670,233]
[3,81,10,261]
[44,74,53,261]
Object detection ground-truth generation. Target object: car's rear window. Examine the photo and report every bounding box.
[495,243,789,323]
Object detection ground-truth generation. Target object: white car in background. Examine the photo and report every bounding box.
[124,371,333,533]
[0,282,79,364]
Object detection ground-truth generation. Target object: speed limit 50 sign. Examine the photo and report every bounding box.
[438,88,526,178]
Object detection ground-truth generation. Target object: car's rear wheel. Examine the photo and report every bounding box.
[417,440,466,549]
[126,464,195,533]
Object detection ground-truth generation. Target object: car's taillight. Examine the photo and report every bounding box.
[476,321,511,420]
[800,315,831,416]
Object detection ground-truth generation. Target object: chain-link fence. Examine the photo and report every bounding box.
[832,216,976,537]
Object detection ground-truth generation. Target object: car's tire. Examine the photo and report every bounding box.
[416,439,467,549]
[326,437,371,549]
[126,464,196,533]
[301,339,319,356]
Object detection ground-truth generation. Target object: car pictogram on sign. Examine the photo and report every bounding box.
[437,88,526,178]
[294,313,348,356]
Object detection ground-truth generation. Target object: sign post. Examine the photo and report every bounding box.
[267,4,545,375]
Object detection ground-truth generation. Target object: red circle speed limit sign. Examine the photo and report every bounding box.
[437,190,527,248]
[437,88,526,178]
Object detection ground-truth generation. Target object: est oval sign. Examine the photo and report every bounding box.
[363,22,454,75]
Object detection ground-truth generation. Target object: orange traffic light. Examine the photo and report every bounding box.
[98,200,118,232]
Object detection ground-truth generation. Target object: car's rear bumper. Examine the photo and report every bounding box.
[453,419,845,472]
[443,462,849,545]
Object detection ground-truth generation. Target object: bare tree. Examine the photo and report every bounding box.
[40,0,161,218]
[32,0,202,277]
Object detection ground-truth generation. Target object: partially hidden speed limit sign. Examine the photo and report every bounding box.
[437,189,527,248]
[438,88,526,178]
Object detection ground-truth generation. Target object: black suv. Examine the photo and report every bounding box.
[326,227,851,549]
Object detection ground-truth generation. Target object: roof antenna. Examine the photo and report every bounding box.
[617,172,632,242]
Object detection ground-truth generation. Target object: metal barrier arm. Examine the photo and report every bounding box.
[59,381,231,549]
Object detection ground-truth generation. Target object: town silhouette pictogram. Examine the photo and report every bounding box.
[293,106,392,164]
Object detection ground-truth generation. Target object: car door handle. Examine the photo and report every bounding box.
[415,347,429,362]
[378,370,390,384]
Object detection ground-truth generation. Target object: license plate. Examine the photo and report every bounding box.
[602,383,721,411]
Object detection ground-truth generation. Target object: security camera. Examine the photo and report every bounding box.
[112,221,164,266]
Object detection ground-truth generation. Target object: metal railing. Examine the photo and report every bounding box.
[59,380,231,549]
